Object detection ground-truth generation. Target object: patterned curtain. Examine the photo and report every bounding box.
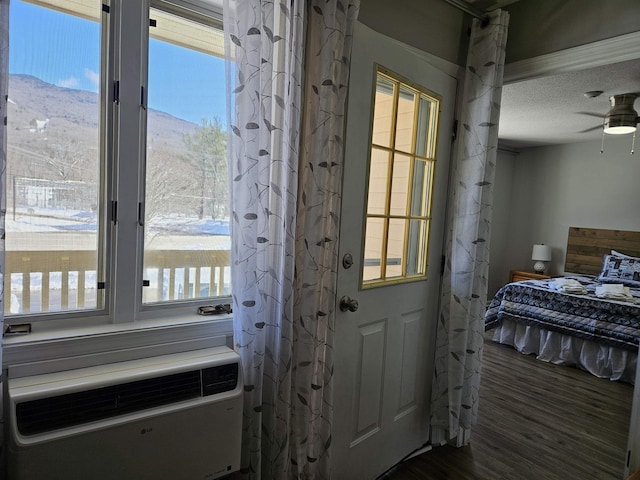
[223,0,304,478]
[430,9,509,447]
[223,0,358,478]
[0,0,8,461]
[292,1,358,479]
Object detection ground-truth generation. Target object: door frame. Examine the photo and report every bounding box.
[331,21,463,478]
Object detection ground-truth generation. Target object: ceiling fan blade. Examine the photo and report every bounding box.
[578,125,603,133]
[576,111,604,119]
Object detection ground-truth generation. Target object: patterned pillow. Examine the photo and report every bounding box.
[611,249,640,260]
[597,254,640,288]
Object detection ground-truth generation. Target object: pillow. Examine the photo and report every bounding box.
[597,254,640,288]
[611,249,640,260]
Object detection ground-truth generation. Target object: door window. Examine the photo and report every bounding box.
[362,69,441,287]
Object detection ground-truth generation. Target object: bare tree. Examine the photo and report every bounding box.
[182,118,228,220]
[42,137,86,181]
[144,146,196,226]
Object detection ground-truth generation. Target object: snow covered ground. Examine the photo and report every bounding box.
[5,207,231,313]
[7,206,230,235]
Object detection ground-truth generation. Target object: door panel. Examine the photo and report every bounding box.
[398,311,421,414]
[353,319,386,443]
[333,22,456,479]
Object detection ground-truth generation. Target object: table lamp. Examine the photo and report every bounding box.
[532,244,552,273]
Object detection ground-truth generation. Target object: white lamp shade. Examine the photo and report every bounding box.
[603,125,637,135]
[531,244,552,262]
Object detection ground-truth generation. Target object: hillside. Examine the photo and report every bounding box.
[6,74,226,221]
[7,73,200,175]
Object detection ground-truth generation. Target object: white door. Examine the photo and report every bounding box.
[332,23,456,479]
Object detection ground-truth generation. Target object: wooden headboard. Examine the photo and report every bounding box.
[565,227,640,275]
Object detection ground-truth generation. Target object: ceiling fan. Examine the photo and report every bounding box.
[578,93,639,135]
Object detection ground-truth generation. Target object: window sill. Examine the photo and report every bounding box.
[3,314,234,378]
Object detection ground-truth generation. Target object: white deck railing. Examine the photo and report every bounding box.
[5,249,231,314]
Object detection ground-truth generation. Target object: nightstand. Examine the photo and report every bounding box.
[509,270,551,282]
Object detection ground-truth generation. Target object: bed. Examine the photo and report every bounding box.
[485,227,640,383]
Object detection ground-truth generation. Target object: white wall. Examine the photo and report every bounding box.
[488,149,517,296]
[358,0,468,66]
[488,136,640,296]
[506,0,640,63]
[360,0,640,68]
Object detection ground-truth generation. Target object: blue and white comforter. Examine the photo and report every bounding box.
[485,275,640,351]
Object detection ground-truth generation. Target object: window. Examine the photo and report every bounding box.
[143,6,228,305]
[362,68,441,287]
[7,0,104,316]
[5,0,229,323]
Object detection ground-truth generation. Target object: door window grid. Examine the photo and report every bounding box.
[362,70,440,287]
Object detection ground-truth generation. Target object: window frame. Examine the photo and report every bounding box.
[360,65,442,290]
[4,0,231,330]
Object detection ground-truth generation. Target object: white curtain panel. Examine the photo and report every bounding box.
[430,9,509,447]
[224,0,358,477]
[0,5,6,340]
[0,0,8,460]
[292,1,358,478]
[224,0,304,478]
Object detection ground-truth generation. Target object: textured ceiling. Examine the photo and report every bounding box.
[498,59,640,149]
[464,0,640,150]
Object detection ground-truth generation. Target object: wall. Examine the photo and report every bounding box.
[360,0,640,66]
[358,0,469,66]
[488,148,517,296]
[488,136,640,296]
[361,0,640,66]
[505,0,640,63]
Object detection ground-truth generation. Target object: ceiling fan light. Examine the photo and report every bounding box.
[603,124,637,135]
[604,114,637,134]
[603,94,638,135]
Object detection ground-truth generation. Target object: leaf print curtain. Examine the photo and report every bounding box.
[223,0,358,478]
[224,0,303,478]
[0,0,7,459]
[429,9,509,447]
[292,1,358,479]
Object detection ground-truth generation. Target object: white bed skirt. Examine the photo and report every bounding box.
[489,319,637,384]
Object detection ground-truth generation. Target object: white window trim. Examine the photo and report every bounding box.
[3,0,233,368]
[3,315,233,377]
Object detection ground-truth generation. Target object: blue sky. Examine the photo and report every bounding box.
[9,0,227,125]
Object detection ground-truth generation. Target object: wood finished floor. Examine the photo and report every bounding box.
[383,336,634,480]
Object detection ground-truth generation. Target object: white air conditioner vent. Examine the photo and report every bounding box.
[16,362,238,436]
[7,346,243,480]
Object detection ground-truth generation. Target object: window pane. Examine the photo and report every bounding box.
[410,159,433,217]
[407,219,428,276]
[415,96,433,157]
[395,86,416,152]
[367,148,390,215]
[6,0,103,314]
[143,7,229,304]
[386,218,406,279]
[372,76,395,148]
[389,153,410,216]
[363,218,385,282]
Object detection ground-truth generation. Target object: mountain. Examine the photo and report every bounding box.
[7,74,226,220]
[7,73,200,168]
[9,74,102,129]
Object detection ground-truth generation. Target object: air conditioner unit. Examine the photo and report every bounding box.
[6,346,243,480]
